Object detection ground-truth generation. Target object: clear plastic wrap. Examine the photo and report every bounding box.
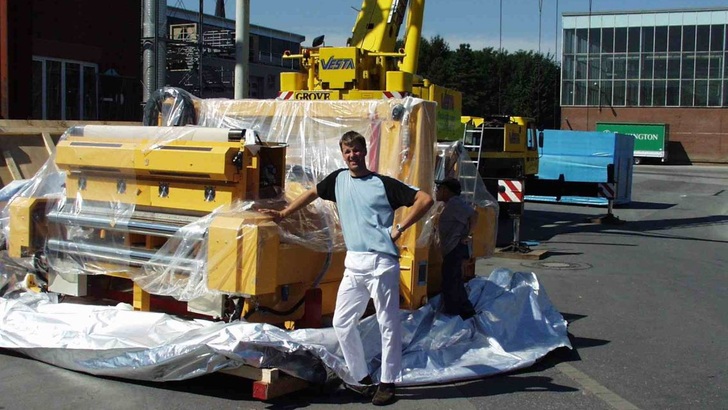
[1,88,498,313]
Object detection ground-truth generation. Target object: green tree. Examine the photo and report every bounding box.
[417,36,451,86]
[414,36,561,129]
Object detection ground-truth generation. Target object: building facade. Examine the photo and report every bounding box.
[165,7,304,99]
[1,0,143,121]
[0,1,305,121]
[561,7,728,163]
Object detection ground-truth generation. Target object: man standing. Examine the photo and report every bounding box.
[261,131,434,406]
[435,177,477,320]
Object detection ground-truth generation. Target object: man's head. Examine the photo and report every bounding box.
[339,131,368,175]
[435,177,461,201]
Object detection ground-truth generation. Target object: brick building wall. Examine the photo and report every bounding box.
[561,107,728,163]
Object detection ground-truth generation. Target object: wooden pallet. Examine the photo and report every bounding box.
[221,366,310,400]
[0,120,138,187]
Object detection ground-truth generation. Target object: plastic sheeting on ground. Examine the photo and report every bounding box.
[0,268,570,386]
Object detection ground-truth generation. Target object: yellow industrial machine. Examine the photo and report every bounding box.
[278,0,463,140]
[6,125,337,324]
[4,97,496,326]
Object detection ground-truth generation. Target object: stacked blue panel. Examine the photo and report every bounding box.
[526,130,634,205]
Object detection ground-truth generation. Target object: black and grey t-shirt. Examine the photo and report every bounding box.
[317,169,418,257]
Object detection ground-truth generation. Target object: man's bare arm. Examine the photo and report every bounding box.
[391,190,434,240]
[259,187,319,222]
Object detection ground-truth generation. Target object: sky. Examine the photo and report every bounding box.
[169,0,728,56]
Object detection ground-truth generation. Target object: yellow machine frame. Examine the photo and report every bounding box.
[6,98,494,327]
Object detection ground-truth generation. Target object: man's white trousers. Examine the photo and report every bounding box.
[332,251,401,384]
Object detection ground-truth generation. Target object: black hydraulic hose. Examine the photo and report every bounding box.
[243,296,307,321]
[142,87,196,126]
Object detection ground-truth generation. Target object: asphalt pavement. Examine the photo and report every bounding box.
[0,164,726,410]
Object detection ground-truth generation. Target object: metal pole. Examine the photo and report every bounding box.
[198,0,204,97]
[607,198,614,217]
[512,216,521,246]
[141,0,157,102]
[0,0,9,118]
[234,0,249,99]
[156,1,167,90]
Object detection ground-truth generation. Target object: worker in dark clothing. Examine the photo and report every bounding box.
[435,177,477,320]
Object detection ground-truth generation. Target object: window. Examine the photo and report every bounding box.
[642,27,655,53]
[708,53,722,79]
[600,80,613,106]
[626,80,639,105]
[694,79,708,105]
[574,81,587,105]
[589,28,601,54]
[601,54,613,79]
[562,55,575,80]
[628,27,641,53]
[576,29,589,53]
[562,80,574,105]
[640,80,653,105]
[653,53,668,79]
[680,80,694,106]
[615,28,627,53]
[32,60,43,119]
[83,66,98,120]
[696,25,710,52]
[576,55,587,79]
[653,80,666,106]
[613,80,626,106]
[641,54,654,79]
[681,53,695,79]
[710,25,724,52]
[588,55,601,80]
[666,80,679,106]
[47,61,62,119]
[613,54,627,79]
[564,29,575,54]
[668,26,681,52]
[655,26,668,52]
[682,26,696,52]
[627,54,640,79]
[602,28,614,53]
[695,53,710,79]
[667,53,681,78]
[708,80,722,105]
[66,64,80,120]
[32,57,98,120]
[588,81,601,106]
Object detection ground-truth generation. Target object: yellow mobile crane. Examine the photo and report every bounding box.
[459,114,544,254]
[278,0,463,140]
[460,115,541,203]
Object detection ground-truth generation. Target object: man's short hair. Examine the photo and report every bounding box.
[435,177,462,195]
[339,131,367,154]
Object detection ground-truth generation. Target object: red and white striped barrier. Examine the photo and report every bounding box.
[382,91,406,99]
[598,182,616,200]
[277,91,407,100]
[497,179,524,203]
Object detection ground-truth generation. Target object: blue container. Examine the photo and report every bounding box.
[525,130,634,205]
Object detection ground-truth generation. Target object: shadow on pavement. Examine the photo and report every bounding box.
[501,208,728,247]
